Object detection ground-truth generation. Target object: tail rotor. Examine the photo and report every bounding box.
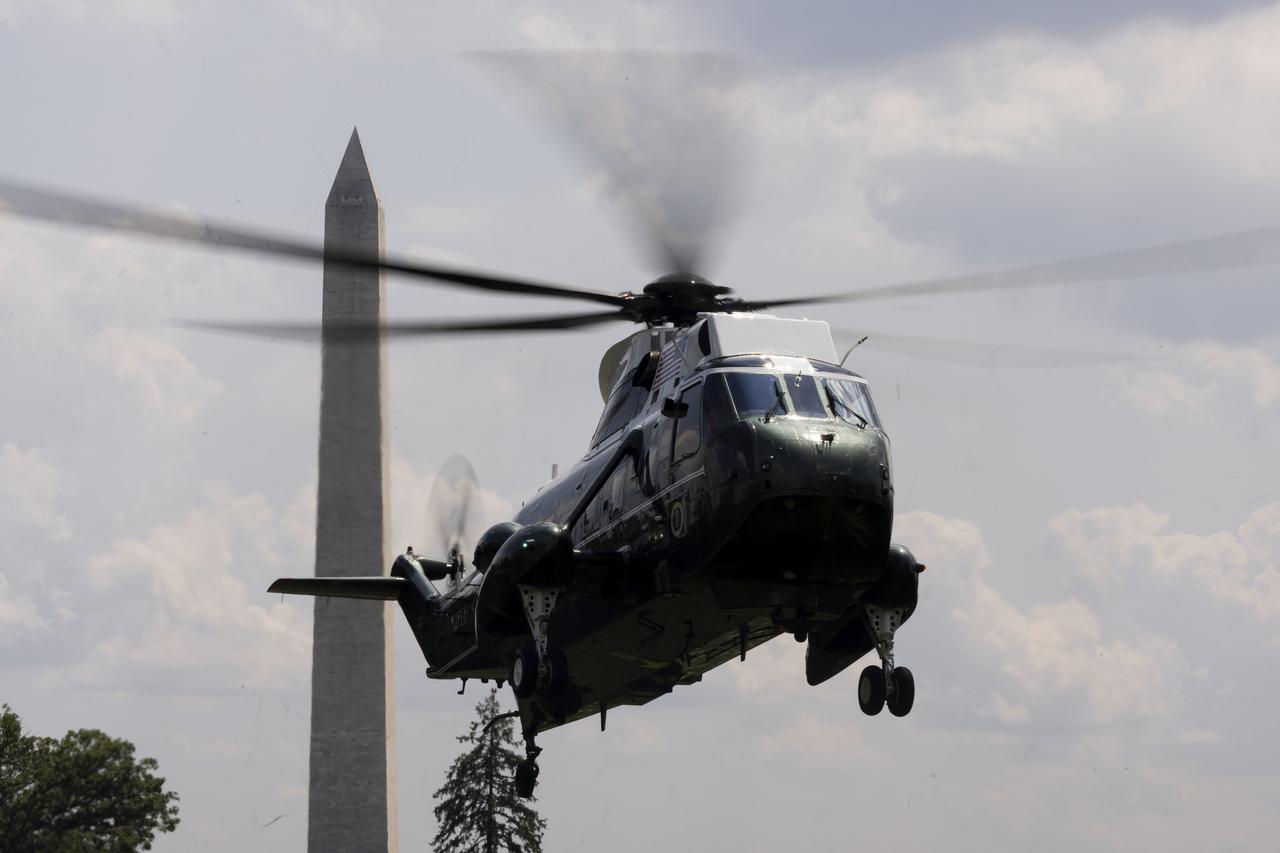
[425,454,481,586]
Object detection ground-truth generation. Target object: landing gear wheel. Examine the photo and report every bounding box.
[509,641,539,699]
[858,665,886,715]
[887,666,915,717]
[513,759,539,799]
[543,648,569,694]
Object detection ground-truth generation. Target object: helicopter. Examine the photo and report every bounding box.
[5,56,1280,800]
[266,295,923,801]
[285,296,925,800]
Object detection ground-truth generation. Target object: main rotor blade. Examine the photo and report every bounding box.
[0,178,627,308]
[831,328,1142,369]
[478,51,744,276]
[747,224,1280,310]
[185,308,629,343]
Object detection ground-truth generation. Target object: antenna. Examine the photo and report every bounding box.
[840,336,869,367]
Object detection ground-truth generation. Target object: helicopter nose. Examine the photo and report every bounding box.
[750,423,891,504]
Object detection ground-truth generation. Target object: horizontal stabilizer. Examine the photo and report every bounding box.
[268,576,407,600]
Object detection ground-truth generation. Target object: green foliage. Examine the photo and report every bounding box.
[0,704,180,852]
[432,692,546,853]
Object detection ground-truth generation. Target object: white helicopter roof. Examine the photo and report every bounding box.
[596,313,837,401]
[704,313,837,364]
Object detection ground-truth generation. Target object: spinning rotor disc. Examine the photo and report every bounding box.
[2,53,1280,359]
[424,455,480,577]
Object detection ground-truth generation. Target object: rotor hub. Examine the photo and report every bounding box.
[642,272,731,301]
[634,273,736,326]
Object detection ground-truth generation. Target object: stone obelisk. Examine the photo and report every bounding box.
[310,128,398,852]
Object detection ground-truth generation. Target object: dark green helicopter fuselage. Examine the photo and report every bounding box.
[397,352,920,736]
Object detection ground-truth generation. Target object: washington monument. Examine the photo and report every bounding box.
[310,128,398,852]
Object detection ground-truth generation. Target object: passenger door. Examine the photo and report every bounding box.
[670,380,703,473]
[666,381,704,543]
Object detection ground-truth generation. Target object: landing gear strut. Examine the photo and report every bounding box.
[858,603,915,717]
[516,583,568,693]
[513,731,542,799]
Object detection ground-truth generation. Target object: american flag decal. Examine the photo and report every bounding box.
[653,340,683,387]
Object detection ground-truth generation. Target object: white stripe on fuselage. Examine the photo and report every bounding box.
[577,468,705,548]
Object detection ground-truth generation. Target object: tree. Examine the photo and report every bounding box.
[0,704,180,852]
[432,691,546,853]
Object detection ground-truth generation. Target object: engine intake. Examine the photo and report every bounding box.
[475,522,575,636]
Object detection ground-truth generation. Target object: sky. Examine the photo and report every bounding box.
[2,1,1280,850]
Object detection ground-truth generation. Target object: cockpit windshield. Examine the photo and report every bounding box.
[711,368,882,429]
[784,374,828,418]
[825,378,880,428]
[724,372,786,417]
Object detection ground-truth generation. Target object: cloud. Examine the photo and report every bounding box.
[723,510,1191,727]
[1117,366,1209,416]
[0,0,185,30]
[67,483,312,692]
[1049,501,1280,619]
[6,447,520,700]
[687,1,1274,70]
[1111,343,1280,416]
[612,717,668,755]
[856,7,1280,191]
[283,0,378,54]
[1188,344,1280,410]
[728,6,1280,341]
[989,691,1031,723]
[0,572,49,641]
[755,712,868,767]
[4,4,1280,849]
[0,442,73,541]
[1178,728,1222,745]
[897,510,1188,724]
[728,634,810,701]
[88,327,225,427]
[276,0,691,57]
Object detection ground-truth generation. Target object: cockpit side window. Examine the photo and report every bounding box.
[824,378,881,429]
[785,374,828,419]
[725,372,786,418]
[672,381,703,462]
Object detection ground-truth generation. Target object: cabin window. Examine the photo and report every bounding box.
[824,378,880,428]
[725,372,786,418]
[785,374,828,419]
[672,381,703,463]
[590,366,650,448]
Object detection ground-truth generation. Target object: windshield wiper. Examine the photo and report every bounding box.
[763,388,787,423]
[827,389,867,428]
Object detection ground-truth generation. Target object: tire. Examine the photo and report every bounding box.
[888,666,915,717]
[514,760,538,799]
[509,641,539,699]
[545,648,569,694]
[858,665,885,715]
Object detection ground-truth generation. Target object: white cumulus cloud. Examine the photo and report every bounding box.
[0,572,48,641]
[898,510,1188,724]
[1049,501,1280,619]
[68,483,312,692]
[0,442,73,541]
[1112,343,1280,417]
[755,712,868,767]
[88,327,225,427]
